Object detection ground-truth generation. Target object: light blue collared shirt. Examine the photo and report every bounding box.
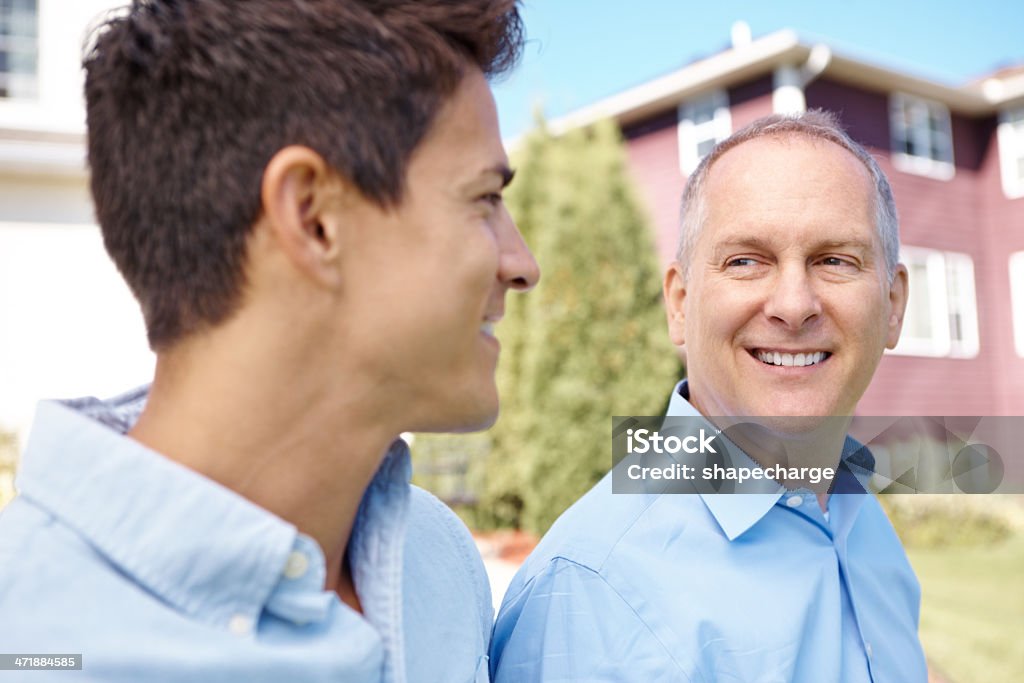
[491,381,927,682]
[0,387,492,682]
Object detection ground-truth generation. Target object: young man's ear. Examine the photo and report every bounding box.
[664,261,687,346]
[885,263,910,349]
[260,145,348,289]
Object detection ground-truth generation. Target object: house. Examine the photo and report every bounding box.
[544,28,1024,416]
[2,3,1022,430]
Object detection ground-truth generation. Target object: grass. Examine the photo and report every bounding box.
[907,533,1024,683]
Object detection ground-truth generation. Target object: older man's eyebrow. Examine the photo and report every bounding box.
[709,236,774,256]
[813,237,874,253]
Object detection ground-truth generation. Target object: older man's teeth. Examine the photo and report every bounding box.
[756,350,828,366]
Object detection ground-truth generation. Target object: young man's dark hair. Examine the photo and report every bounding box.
[2,1,538,679]
[85,0,523,348]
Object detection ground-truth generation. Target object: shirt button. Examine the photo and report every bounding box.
[865,642,873,658]
[786,495,803,508]
[228,614,253,636]
[283,551,309,579]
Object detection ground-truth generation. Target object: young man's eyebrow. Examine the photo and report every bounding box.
[463,165,515,193]
[495,164,515,188]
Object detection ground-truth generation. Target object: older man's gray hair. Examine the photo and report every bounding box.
[677,110,900,281]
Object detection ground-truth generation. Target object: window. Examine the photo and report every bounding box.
[997,107,1024,199]
[889,93,954,180]
[0,0,37,99]
[678,90,730,174]
[1010,252,1024,357]
[892,247,978,357]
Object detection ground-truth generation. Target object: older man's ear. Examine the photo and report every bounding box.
[886,264,910,350]
[664,261,687,347]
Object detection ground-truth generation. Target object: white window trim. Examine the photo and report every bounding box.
[1010,251,1024,357]
[997,107,1024,199]
[943,251,980,358]
[677,89,731,175]
[889,246,979,358]
[0,0,38,101]
[889,92,955,181]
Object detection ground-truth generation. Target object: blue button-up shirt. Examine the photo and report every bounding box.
[491,382,927,682]
[0,387,492,682]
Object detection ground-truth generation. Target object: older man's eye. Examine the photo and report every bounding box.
[820,256,854,267]
[726,257,758,267]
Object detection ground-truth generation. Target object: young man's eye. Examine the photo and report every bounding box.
[480,192,502,206]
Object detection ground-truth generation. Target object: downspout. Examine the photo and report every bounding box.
[772,44,832,114]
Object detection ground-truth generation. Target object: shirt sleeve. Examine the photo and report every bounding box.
[490,558,690,682]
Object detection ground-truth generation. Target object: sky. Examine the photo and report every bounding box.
[493,0,1024,140]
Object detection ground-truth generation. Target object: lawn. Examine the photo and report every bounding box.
[907,533,1024,683]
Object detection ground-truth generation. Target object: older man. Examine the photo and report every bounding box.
[0,1,537,681]
[491,111,927,682]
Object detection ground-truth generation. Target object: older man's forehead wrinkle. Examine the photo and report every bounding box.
[708,232,876,254]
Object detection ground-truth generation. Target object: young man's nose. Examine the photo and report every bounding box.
[498,210,540,292]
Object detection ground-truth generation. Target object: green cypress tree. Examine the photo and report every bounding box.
[480,118,681,533]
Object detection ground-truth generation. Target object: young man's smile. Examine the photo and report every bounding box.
[335,68,538,432]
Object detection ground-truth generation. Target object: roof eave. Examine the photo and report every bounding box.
[523,30,1021,145]
[545,30,806,136]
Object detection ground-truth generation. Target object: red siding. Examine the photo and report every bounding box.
[977,117,1024,414]
[620,76,775,270]
[623,111,683,270]
[728,76,774,129]
[807,78,1019,415]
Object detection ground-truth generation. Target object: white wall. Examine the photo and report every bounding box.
[0,219,154,443]
[0,172,94,224]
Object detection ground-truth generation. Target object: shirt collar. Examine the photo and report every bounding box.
[666,381,872,541]
[667,381,782,540]
[16,386,412,633]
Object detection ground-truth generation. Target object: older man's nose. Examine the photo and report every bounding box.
[763,264,822,329]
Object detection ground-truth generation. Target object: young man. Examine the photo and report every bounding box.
[0,1,537,681]
[491,112,928,682]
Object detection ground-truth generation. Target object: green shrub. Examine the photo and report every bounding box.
[472,119,680,533]
[411,119,680,533]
